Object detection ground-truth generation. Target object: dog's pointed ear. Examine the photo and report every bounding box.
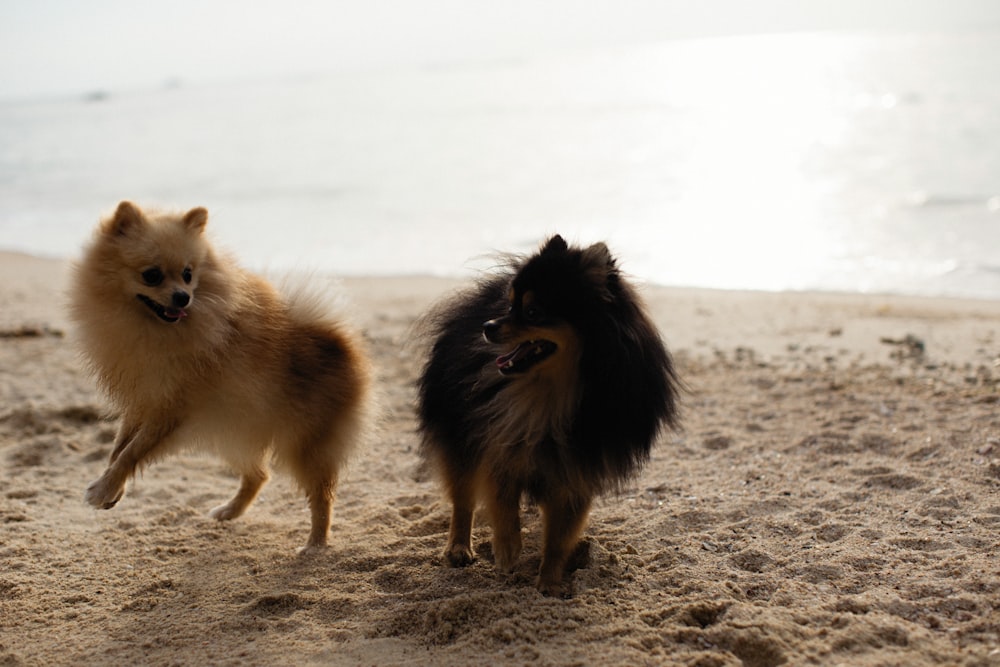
[182,207,208,233]
[541,235,568,255]
[583,242,614,268]
[582,242,617,301]
[103,201,144,236]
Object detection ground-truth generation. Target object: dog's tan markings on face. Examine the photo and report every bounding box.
[520,290,536,314]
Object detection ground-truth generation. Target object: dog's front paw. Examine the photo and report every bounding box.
[536,575,572,598]
[445,542,475,567]
[296,542,329,557]
[85,475,124,509]
[208,501,244,521]
[492,539,522,574]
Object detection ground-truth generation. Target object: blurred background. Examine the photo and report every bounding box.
[1,0,999,297]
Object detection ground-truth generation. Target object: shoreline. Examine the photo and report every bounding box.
[8,245,1000,303]
[6,249,998,367]
[2,249,999,665]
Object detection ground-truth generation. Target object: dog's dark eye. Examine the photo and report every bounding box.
[141,268,164,286]
[524,304,543,322]
[182,267,193,284]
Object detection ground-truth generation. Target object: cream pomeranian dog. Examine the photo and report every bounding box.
[71,201,371,549]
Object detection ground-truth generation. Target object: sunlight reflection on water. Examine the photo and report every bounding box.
[1,32,998,297]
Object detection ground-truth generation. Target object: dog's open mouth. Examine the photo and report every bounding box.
[496,339,557,375]
[136,294,187,323]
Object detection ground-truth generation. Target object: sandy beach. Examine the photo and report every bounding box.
[1,250,999,666]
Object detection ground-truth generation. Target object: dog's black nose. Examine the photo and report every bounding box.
[172,290,191,308]
[483,319,501,343]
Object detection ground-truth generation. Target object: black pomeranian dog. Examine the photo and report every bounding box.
[417,235,680,596]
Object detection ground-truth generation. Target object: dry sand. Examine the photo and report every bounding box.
[1,250,999,666]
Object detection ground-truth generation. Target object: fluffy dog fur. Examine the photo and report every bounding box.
[417,235,680,596]
[71,201,371,549]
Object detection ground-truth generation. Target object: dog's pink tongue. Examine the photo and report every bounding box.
[496,342,528,369]
[165,308,188,319]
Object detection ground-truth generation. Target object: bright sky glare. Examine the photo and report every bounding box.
[2,0,999,99]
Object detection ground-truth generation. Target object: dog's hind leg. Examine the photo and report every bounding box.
[537,496,592,597]
[302,471,337,549]
[289,438,341,549]
[209,464,269,521]
[281,464,338,551]
[444,474,477,567]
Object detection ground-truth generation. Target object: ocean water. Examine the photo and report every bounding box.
[1,30,999,299]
